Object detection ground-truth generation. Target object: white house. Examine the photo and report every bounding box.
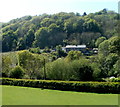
[62,45,86,52]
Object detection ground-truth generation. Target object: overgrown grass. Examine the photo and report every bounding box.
[2,85,118,105]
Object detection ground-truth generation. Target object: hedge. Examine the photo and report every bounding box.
[0,78,120,94]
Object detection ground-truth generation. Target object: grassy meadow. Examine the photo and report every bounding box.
[2,85,118,105]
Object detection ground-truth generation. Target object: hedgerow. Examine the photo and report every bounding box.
[1,78,120,94]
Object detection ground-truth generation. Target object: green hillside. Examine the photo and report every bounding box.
[1,9,119,52]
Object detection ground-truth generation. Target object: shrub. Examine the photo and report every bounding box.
[2,72,8,77]
[66,50,83,61]
[110,77,120,82]
[91,62,101,81]
[29,47,41,54]
[1,78,120,94]
[2,55,12,77]
[104,77,120,82]
[113,59,120,77]
[42,58,72,80]
[42,58,94,81]
[70,59,94,81]
[9,66,24,79]
[18,50,45,79]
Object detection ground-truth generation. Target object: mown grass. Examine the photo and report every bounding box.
[1,85,118,105]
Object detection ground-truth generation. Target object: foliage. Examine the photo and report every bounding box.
[29,47,41,54]
[103,77,120,82]
[2,52,18,77]
[42,47,51,53]
[2,30,17,52]
[66,50,83,61]
[1,78,120,93]
[56,45,67,58]
[98,40,109,56]
[2,55,12,77]
[41,58,72,80]
[2,9,119,52]
[70,59,94,81]
[95,36,106,47]
[98,36,120,78]
[41,58,98,81]
[9,66,24,79]
[109,36,120,55]
[34,27,49,48]
[25,29,35,48]
[113,59,120,77]
[18,50,45,79]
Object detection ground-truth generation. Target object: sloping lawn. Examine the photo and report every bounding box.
[1,85,118,105]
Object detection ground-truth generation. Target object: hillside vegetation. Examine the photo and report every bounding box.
[1,9,120,82]
[1,35,120,81]
[1,9,119,52]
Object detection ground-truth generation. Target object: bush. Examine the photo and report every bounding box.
[42,58,72,80]
[42,58,95,81]
[18,50,45,79]
[66,50,83,61]
[1,78,120,94]
[29,47,41,54]
[110,77,120,82]
[91,62,101,80]
[103,77,120,82]
[9,66,24,79]
[71,59,94,81]
[2,55,12,77]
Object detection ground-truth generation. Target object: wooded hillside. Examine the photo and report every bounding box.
[1,9,119,52]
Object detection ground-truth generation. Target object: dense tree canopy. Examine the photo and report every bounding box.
[98,36,120,77]
[1,9,118,52]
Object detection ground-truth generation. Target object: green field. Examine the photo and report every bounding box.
[1,85,118,105]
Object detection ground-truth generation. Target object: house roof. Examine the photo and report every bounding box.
[65,45,86,48]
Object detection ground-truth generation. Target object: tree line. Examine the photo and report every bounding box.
[1,36,120,81]
[2,9,119,52]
